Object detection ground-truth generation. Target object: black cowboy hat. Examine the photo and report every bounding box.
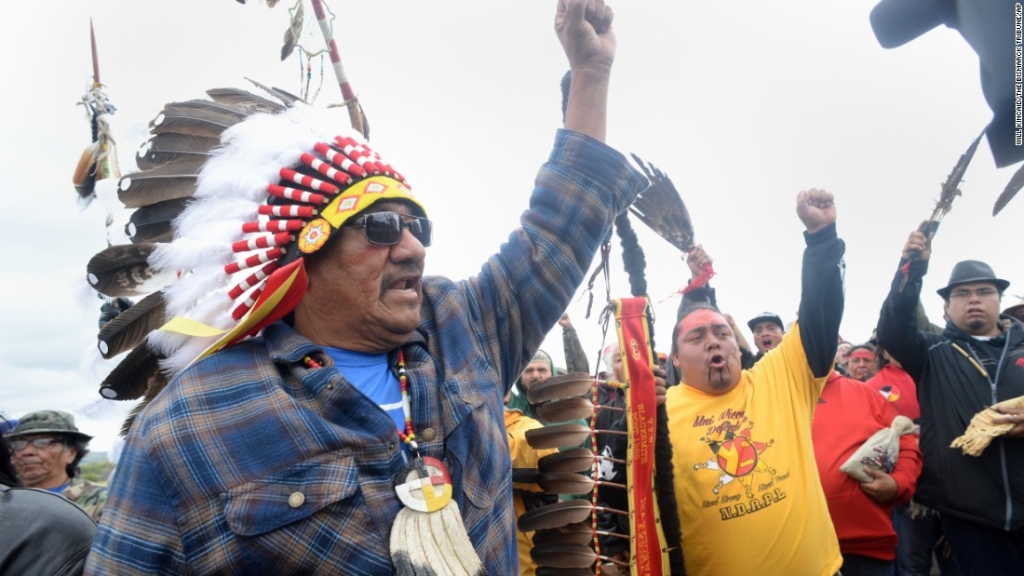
[936,260,1011,299]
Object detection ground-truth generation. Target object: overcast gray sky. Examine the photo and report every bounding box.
[1,0,1020,452]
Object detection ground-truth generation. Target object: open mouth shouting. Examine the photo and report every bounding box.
[382,271,422,302]
[706,353,733,387]
[388,275,419,291]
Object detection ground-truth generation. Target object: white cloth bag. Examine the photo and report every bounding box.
[839,415,915,482]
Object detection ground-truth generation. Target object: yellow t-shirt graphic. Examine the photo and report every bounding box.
[666,323,842,576]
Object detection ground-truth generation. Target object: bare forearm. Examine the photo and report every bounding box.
[563,66,610,142]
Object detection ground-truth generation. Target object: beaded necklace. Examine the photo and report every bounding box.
[304,348,483,570]
[394,350,419,454]
[303,349,418,456]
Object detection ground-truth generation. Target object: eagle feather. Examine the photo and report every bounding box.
[629,153,695,253]
[86,243,159,297]
[118,158,205,209]
[97,291,167,359]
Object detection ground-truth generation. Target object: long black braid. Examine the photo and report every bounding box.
[563,70,686,574]
[616,198,686,576]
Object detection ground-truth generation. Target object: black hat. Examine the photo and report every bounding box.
[937,260,1010,299]
[747,312,784,333]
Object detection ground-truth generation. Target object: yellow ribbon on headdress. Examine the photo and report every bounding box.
[159,261,307,365]
[158,176,426,369]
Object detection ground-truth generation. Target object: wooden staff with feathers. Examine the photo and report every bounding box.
[900,130,984,291]
[235,0,367,136]
[74,21,141,344]
[909,130,984,258]
[73,20,121,208]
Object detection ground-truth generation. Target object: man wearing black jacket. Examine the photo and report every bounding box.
[877,228,1024,573]
[0,424,96,576]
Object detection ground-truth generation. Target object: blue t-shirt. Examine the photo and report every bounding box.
[44,482,70,494]
[323,347,405,433]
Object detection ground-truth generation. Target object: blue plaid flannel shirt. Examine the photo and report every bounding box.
[86,130,646,575]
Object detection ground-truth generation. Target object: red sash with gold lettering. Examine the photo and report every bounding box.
[612,297,669,575]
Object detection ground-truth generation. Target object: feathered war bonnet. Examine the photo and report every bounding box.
[86,87,424,413]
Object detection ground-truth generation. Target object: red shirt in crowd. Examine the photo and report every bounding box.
[812,372,923,560]
[865,364,920,423]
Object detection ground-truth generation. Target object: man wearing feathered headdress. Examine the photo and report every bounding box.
[86,2,645,574]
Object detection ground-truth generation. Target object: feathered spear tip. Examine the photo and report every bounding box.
[629,154,695,254]
[930,131,984,221]
[74,106,121,205]
[73,21,119,207]
[994,162,1024,216]
[906,130,986,262]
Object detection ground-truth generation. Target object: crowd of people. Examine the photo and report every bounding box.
[3,1,1023,574]
[504,221,1023,576]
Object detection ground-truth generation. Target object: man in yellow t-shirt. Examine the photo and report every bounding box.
[665,189,846,576]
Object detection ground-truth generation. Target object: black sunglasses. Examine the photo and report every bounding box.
[344,212,432,247]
